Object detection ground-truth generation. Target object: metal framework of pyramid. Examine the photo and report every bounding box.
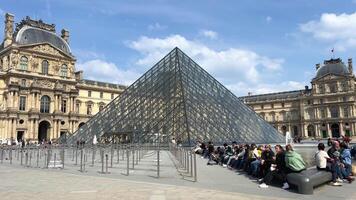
[66,48,284,145]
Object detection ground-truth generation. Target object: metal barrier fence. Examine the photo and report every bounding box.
[0,143,198,182]
[169,144,197,182]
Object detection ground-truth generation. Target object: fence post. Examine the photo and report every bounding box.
[9,148,12,165]
[92,146,96,166]
[47,148,52,169]
[54,153,56,168]
[105,154,109,174]
[36,148,39,168]
[190,151,193,177]
[193,152,197,182]
[101,149,104,174]
[20,149,23,166]
[83,154,86,172]
[136,145,139,164]
[131,146,135,169]
[110,145,113,168]
[157,148,160,178]
[126,147,129,176]
[0,148,3,164]
[61,147,65,169]
[116,144,120,164]
[75,148,78,165]
[80,148,83,172]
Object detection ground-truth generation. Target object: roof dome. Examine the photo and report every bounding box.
[315,58,349,79]
[15,26,71,54]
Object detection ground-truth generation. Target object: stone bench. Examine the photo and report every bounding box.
[286,168,332,195]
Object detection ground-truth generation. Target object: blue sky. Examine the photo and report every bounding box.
[2,0,356,96]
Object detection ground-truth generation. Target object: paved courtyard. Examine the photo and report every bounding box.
[0,149,355,200]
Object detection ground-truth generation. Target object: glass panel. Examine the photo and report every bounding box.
[66,48,284,145]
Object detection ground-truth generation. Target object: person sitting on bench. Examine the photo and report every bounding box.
[284,144,306,189]
[315,143,342,186]
[258,145,288,189]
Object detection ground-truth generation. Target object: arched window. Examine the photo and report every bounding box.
[307,124,315,137]
[20,56,28,70]
[42,60,49,75]
[40,95,50,113]
[99,102,105,112]
[60,64,68,77]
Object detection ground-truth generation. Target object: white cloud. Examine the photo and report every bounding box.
[148,22,166,31]
[300,12,356,50]
[76,59,139,85]
[227,81,306,96]
[73,49,105,61]
[199,30,218,39]
[128,34,285,95]
[266,16,272,23]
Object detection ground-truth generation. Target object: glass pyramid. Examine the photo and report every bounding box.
[66,48,284,145]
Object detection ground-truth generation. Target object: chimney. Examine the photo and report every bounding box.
[61,29,69,43]
[3,13,14,48]
[75,70,83,80]
[305,85,309,90]
[348,58,353,74]
[315,63,320,70]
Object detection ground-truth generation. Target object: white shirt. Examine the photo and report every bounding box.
[315,150,330,168]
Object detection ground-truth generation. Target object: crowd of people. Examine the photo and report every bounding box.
[194,139,355,189]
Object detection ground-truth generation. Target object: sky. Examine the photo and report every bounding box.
[1,0,356,96]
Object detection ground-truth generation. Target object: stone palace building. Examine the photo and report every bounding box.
[241,58,356,139]
[0,13,125,143]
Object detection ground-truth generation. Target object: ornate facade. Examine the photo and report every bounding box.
[0,13,125,143]
[241,58,356,139]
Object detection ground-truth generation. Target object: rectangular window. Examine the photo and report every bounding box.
[344,107,349,118]
[100,92,103,98]
[320,109,326,118]
[271,104,274,108]
[76,103,80,114]
[261,104,264,109]
[88,91,91,97]
[61,100,67,113]
[111,93,114,99]
[281,103,285,108]
[87,104,92,115]
[343,96,347,102]
[19,96,26,111]
[21,79,26,87]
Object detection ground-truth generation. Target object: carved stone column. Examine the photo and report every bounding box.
[340,122,344,136]
[29,119,33,140]
[34,119,38,140]
[14,91,18,110]
[327,123,331,137]
[58,95,62,111]
[11,119,15,140]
